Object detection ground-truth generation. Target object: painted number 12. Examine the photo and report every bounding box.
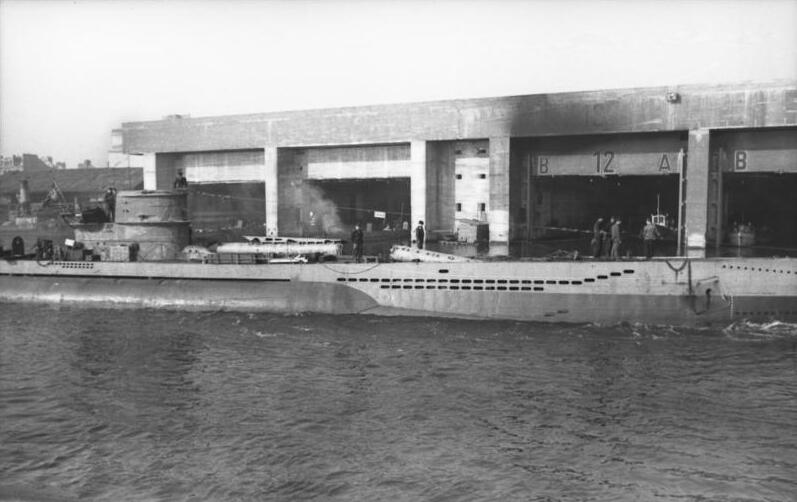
[593,151,615,173]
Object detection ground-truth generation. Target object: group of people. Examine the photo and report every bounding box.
[730,221,755,234]
[591,217,661,259]
[350,219,425,263]
[591,217,621,259]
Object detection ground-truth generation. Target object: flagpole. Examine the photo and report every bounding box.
[676,148,685,256]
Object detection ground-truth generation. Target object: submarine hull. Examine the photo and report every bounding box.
[1,257,795,325]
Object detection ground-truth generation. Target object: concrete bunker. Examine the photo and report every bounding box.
[712,129,797,255]
[513,132,686,257]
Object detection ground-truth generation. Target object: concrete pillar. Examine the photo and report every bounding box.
[489,136,511,252]
[410,140,427,240]
[707,148,723,249]
[424,142,440,234]
[422,141,456,236]
[264,146,279,236]
[142,153,157,190]
[144,153,177,190]
[684,129,711,257]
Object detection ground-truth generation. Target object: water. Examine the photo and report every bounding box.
[1,305,796,501]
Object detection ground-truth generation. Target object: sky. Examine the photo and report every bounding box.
[1,0,796,168]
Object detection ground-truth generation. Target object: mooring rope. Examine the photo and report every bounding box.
[664,258,689,273]
[320,261,383,275]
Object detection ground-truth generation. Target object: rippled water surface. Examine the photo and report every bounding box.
[1,304,796,501]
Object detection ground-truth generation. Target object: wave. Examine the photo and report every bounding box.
[722,319,797,340]
[579,318,797,341]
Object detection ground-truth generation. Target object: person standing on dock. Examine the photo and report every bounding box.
[591,217,604,257]
[307,211,319,237]
[640,218,661,259]
[601,217,615,257]
[351,224,364,263]
[103,186,117,222]
[173,170,188,189]
[402,220,410,246]
[610,218,622,259]
[415,220,426,250]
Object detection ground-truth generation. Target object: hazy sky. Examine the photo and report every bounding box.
[1,0,796,167]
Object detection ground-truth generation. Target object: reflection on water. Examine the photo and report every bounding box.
[1,305,796,501]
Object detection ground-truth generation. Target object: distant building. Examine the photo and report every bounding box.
[0,155,23,174]
[0,167,144,224]
[108,129,146,170]
[0,153,61,174]
[108,152,145,169]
